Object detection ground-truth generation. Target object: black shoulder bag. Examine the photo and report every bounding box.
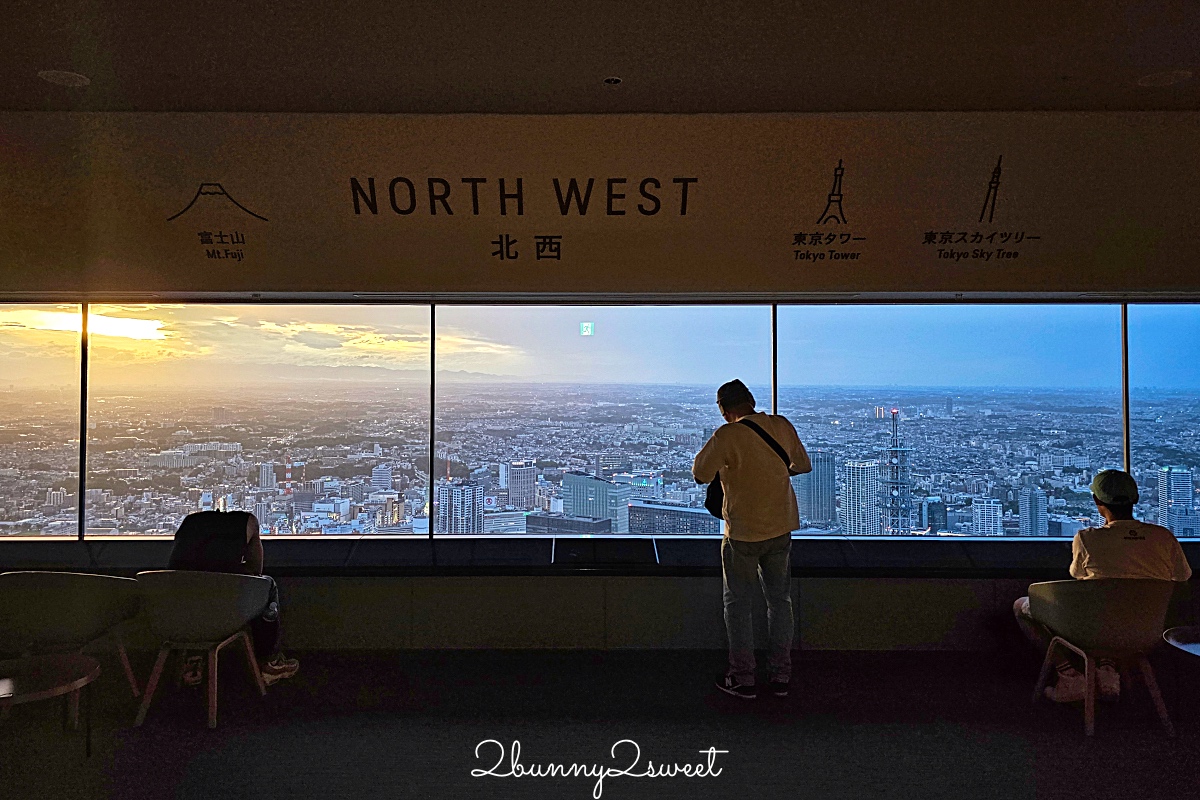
[704,419,795,518]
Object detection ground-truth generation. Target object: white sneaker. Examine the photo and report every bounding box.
[1097,663,1120,700]
[1044,667,1086,703]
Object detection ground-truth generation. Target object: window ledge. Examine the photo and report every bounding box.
[5,534,1191,579]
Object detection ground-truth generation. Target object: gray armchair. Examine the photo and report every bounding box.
[0,571,142,703]
[1029,578,1176,736]
[133,570,271,728]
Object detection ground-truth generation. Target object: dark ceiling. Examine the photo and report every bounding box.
[4,0,1200,114]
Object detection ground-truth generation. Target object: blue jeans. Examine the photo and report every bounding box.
[721,533,794,685]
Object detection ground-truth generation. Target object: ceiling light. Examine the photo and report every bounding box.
[38,70,90,88]
[1137,69,1192,87]
[603,76,622,86]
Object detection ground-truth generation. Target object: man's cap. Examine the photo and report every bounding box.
[717,379,755,409]
[1090,469,1139,505]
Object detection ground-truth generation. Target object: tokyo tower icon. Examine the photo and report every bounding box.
[167,183,268,222]
[817,160,847,225]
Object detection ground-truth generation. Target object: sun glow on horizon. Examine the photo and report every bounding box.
[0,309,166,340]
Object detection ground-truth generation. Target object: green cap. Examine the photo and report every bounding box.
[1090,469,1139,505]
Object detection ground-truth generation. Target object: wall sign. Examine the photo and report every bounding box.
[0,112,1197,296]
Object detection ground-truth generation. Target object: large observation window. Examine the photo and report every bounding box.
[0,304,82,536]
[4,299,1195,543]
[84,305,430,536]
[777,305,1124,537]
[432,306,771,536]
[1129,305,1200,537]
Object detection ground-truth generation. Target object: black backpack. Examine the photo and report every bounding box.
[704,418,795,518]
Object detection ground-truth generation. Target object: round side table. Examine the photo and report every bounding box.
[1164,626,1200,724]
[1164,625,1200,657]
[0,653,101,757]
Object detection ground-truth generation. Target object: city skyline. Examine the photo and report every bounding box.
[2,378,1196,538]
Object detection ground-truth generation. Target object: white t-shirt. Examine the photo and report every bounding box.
[1069,519,1193,581]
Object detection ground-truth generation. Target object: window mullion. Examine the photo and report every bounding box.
[77,303,89,541]
[1122,303,1131,474]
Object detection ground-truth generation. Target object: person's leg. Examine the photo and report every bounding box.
[758,533,794,684]
[251,576,282,660]
[1013,595,1090,702]
[721,536,760,686]
[253,577,298,683]
[249,618,281,661]
[1013,596,1068,669]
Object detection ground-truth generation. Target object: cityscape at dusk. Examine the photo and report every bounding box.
[2,303,1198,539]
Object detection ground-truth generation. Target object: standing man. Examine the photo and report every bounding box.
[693,379,812,699]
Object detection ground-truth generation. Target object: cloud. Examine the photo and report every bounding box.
[291,331,345,350]
[437,333,520,356]
[2,305,529,381]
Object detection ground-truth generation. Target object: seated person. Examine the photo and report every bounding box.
[169,510,299,685]
[1014,469,1192,702]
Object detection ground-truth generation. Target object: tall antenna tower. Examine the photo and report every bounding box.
[881,408,913,534]
[817,159,847,224]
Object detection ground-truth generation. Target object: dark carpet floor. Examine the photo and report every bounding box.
[2,648,1199,800]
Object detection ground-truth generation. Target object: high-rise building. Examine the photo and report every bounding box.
[612,470,665,499]
[483,510,527,534]
[525,513,613,534]
[257,461,276,490]
[506,460,537,510]
[149,450,190,468]
[792,450,836,526]
[366,491,405,529]
[1166,507,1200,538]
[945,397,954,416]
[919,496,948,532]
[562,471,631,533]
[313,497,352,519]
[598,452,626,473]
[211,406,231,424]
[841,460,880,536]
[628,499,721,534]
[371,464,394,492]
[1049,516,1086,537]
[1018,486,1049,537]
[972,498,1003,536]
[435,480,485,534]
[881,409,913,534]
[1158,465,1193,528]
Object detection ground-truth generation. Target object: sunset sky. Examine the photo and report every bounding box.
[0,303,1196,389]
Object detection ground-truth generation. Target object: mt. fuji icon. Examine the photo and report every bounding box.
[168,183,268,222]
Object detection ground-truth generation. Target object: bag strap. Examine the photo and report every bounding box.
[737,418,797,475]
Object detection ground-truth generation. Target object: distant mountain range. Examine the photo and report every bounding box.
[87,360,455,387]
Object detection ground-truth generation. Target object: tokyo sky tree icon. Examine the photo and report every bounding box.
[979,156,1002,224]
[167,183,268,222]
